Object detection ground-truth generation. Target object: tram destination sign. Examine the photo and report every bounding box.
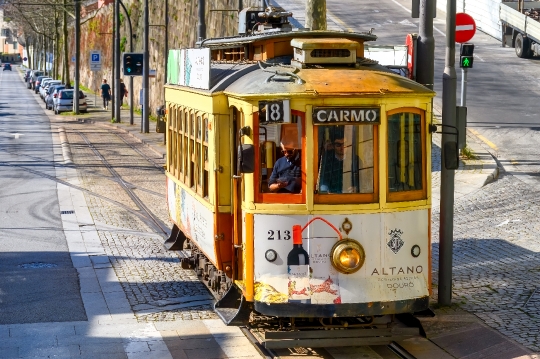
[313,107,380,124]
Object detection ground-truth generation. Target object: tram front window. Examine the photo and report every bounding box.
[316,124,374,195]
[258,116,304,199]
[387,112,423,194]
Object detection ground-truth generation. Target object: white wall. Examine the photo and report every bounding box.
[437,0,502,40]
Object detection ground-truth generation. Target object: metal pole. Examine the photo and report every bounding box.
[114,0,121,122]
[119,0,134,125]
[460,68,467,106]
[164,0,168,88]
[416,0,435,90]
[74,0,80,114]
[111,8,115,119]
[439,0,457,307]
[306,0,327,30]
[143,0,149,133]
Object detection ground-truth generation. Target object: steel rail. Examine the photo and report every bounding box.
[77,131,169,235]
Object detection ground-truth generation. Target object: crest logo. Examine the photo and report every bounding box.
[387,229,404,254]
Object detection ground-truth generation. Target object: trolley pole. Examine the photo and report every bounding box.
[118,0,134,125]
[306,0,327,30]
[439,0,457,307]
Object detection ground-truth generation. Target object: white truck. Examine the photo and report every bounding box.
[501,0,540,57]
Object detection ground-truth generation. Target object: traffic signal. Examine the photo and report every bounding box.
[123,53,144,76]
[460,43,474,68]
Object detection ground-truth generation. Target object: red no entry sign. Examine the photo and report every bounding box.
[455,13,476,43]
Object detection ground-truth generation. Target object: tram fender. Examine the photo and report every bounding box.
[164,224,187,250]
[215,284,253,326]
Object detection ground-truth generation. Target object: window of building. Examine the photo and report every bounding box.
[387,109,426,202]
[314,124,377,203]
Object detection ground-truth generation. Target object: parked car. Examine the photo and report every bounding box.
[34,76,51,94]
[54,89,87,114]
[45,85,66,110]
[24,69,31,82]
[40,79,61,99]
[3,63,12,71]
[29,70,44,89]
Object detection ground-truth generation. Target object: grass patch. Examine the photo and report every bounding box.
[461,145,478,160]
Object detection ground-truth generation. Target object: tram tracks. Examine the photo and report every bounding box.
[75,130,169,236]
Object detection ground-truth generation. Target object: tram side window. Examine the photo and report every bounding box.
[259,116,303,195]
[387,112,423,193]
[315,124,374,195]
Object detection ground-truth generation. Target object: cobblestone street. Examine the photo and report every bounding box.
[62,120,218,323]
[432,169,540,352]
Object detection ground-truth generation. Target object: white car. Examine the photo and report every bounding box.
[54,89,88,114]
[40,80,61,99]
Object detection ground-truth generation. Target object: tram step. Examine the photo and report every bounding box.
[214,285,252,326]
[163,224,186,250]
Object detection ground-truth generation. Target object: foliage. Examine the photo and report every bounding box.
[88,19,99,34]
[461,145,478,160]
[120,37,127,53]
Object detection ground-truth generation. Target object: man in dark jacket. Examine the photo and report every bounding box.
[268,142,301,193]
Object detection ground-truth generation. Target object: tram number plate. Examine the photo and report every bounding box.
[267,230,291,240]
[259,100,290,124]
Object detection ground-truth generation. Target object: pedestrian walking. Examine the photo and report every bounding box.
[119,79,128,106]
[100,79,111,110]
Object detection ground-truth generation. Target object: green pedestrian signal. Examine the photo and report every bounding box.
[460,56,473,68]
[459,43,474,69]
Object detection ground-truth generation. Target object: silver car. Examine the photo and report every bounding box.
[54,89,88,114]
[46,85,66,110]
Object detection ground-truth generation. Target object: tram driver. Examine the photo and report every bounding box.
[268,141,301,193]
[318,126,360,194]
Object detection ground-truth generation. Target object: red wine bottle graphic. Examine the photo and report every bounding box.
[287,225,311,303]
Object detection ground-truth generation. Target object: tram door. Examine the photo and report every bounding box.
[231,107,243,280]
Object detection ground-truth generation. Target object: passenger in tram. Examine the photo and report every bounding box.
[318,128,359,194]
[268,141,301,193]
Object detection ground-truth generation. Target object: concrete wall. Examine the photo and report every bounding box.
[66,0,262,114]
[437,0,503,40]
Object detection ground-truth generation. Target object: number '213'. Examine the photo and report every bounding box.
[267,230,291,240]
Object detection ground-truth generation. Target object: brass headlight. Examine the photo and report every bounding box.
[331,239,365,274]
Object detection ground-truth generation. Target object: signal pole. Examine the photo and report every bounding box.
[416,0,434,90]
[439,0,457,306]
[114,0,121,122]
[74,0,80,114]
[142,0,149,133]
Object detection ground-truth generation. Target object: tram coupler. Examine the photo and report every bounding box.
[164,224,187,250]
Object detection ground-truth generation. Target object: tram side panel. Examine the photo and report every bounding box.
[164,89,235,274]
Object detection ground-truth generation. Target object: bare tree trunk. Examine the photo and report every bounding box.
[306,0,327,30]
[54,10,60,79]
[63,0,70,86]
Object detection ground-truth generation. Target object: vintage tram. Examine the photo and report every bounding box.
[164,6,435,347]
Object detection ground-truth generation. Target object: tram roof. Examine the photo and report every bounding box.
[197,30,377,50]
[222,64,435,98]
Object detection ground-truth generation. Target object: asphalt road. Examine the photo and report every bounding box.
[0,68,86,324]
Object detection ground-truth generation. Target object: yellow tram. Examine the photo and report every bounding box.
[164,6,435,346]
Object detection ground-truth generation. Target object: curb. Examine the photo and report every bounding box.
[432,104,501,187]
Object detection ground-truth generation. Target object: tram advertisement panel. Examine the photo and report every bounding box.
[167,177,216,263]
[253,211,429,305]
